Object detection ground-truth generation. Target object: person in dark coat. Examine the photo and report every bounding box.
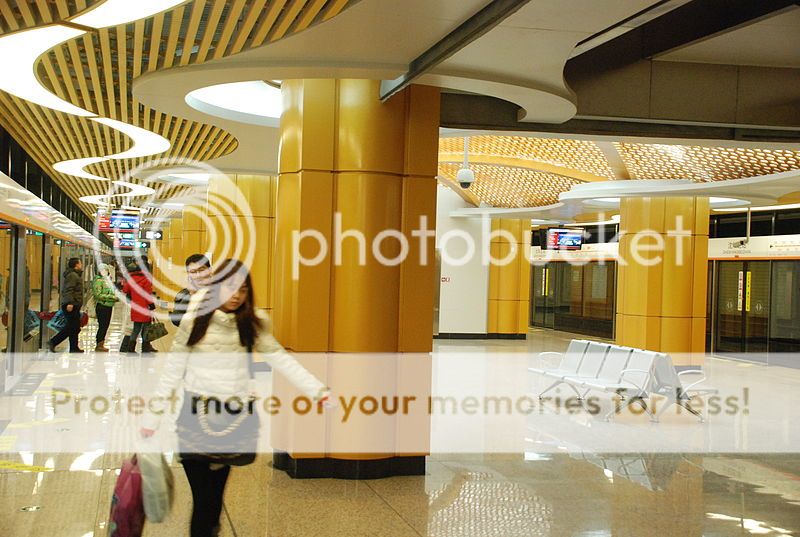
[49,257,84,353]
[170,254,212,327]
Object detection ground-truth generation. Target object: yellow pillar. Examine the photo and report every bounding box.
[207,174,277,311]
[616,197,709,367]
[273,79,440,352]
[271,79,439,477]
[487,219,531,336]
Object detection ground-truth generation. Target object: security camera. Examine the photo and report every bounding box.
[457,168,475,189]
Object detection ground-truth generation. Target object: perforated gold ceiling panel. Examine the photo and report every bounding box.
[0,0,356,215]
[438,162,582,208]
[439,135,616,179]
[615,143,800,182]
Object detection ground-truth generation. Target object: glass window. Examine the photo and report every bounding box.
[770,261,800,353]
[775,211,800,236]
[582,262,614,322]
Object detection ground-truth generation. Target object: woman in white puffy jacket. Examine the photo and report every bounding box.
[141,259,328,537]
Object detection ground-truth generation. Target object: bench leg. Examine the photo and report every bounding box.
[538,379,562,399]
[604,393,652,421]
[678,400,705,423]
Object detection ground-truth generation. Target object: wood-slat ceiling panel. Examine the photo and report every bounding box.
[0,0,357,216]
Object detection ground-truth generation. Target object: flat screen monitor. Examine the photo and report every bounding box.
[114,237,135,250]
[546,228,584,250]
[110,210,141,231]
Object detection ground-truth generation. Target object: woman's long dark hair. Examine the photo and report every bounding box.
[187,259,262,348]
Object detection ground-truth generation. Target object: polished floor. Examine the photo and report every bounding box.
[1,309,799,536]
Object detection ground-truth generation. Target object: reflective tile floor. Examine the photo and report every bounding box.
[1,312,799,536]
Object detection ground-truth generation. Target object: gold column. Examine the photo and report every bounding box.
[207,174,277,311]
[616,197,709,366]
[271,79,439,475]
[487,219,531,336]
[273,80,440,352]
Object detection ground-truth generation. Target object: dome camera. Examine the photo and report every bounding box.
[457,168,475,189]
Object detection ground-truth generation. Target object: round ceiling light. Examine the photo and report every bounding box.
[185,81,282,127]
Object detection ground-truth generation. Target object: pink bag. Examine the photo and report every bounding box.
[108,456,145,537]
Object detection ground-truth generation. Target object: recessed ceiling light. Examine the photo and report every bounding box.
[0,25,94,116]
[71,0,188,29]
[186,81,282,126]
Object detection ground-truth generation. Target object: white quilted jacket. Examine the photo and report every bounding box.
[143,292,327,430]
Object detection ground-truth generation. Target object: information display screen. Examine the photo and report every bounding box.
[99,209,140,232]
[546,228,584,250]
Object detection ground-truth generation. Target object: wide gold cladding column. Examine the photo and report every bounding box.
[272,79,439,478]
[616,197,709,367]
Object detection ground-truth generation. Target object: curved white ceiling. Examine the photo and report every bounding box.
[186,81,282,127]
[135,0,667,172]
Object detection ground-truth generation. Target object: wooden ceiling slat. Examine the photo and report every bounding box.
[179,0,207,67]
[35,0,54,23]
[0,4,20,31]
[250,0,288,47]
[195,0,226,64]
[294,0,328,33]
[212,0,247,60]
[227,0,268,55]
[162,5,185,69]
[15,2,37,27]
[82,33,106,116]
[322,0,351,22]
[116,25,129,124]
[147,12,164,72]
[270,0,310,42]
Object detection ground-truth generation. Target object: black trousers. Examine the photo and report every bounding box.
[50,304,81,351]
[127,321,156,352]
[182,460,230,537]
[95,304,112,342]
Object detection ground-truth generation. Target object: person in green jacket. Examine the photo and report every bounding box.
[92,263,118,352]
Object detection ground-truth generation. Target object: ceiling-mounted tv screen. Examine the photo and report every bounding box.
[98,209,140,233]
[546,228,584,251]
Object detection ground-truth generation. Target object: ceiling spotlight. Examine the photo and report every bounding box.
[458,137,475,189]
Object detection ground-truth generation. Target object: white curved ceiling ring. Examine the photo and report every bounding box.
[91,117,171,159]
[185,81,282,127]
[53,157,108,181]
[0,25,93,116]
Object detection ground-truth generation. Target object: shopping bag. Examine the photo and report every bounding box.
[143,321,168,343]
[80,311,89,327]
[108,456,145,537]
[24,310,40,333]
[47,310,67,332]
[138,452,174,523]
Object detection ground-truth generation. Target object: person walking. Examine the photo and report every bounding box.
[48,257,84,353]
[170,253,212,327]
[121,258,157,354]
[92,263,118,352]
[141,259,329,537]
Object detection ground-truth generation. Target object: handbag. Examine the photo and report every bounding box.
[108,456,145,537]
[138,451,174,523]
[176,347,259,467]
[47,310,67,332]
[142,320,168,343]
